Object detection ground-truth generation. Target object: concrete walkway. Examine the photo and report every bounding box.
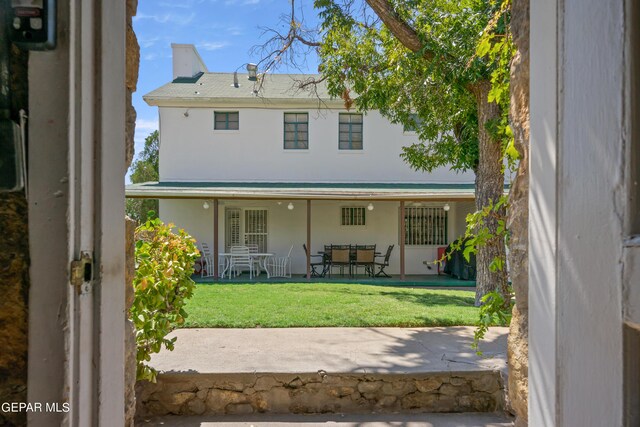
[139,413,514,426]
[150,327,508,375]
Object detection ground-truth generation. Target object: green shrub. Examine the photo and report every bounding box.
[130,216,200,382]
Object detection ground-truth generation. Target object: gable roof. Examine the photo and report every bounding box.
[144,72,337,107]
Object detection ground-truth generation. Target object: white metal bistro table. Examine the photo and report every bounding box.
[218,252,274,279]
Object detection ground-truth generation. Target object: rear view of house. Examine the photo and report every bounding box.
[126,44,477,277]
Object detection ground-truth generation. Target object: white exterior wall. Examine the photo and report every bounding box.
[160,199,473,275]
[158,107,474,184]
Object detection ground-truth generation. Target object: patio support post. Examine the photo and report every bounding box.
[306,199,311,280]
[400,201,406,280]
[213,198,219,280]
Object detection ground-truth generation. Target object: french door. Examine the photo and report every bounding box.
[225,208,268,252]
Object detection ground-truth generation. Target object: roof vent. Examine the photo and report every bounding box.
[233,71,239,88]
[247,63,258,81]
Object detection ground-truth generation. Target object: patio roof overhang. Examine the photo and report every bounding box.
[124,181,478,201]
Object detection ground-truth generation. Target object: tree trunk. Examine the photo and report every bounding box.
[471,80,509,306]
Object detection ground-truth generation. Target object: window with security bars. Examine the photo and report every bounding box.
[284,113,309,149]
[404,207,448,246]
[214,111,239,130]
[244,209,268,252]
[338,113,363,150]
[341,207,366,226]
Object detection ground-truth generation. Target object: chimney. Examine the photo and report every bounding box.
[171,43,208,80]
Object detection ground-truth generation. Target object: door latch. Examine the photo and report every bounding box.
[70,251,93,291]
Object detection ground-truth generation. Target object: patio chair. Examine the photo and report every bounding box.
[199,242,214,278]
[352,244,376,277]
[266,245,294,278]
[229,246,254,279]
[303,243,326,277]
[328,245,351,277]
[374,244,394,277]
[246,243,263,276]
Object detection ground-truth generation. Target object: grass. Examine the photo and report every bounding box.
[182,283,479,328]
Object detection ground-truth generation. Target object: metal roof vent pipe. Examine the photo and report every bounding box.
[247,63,258,81]
[233,71,239,88]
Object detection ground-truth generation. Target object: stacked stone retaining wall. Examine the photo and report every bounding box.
[137,371,505,418]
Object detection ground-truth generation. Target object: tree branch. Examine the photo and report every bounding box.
[364,0,435,61]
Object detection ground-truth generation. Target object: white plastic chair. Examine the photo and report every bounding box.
[246,243,263,276]
[199,242,214,278]
[229,246,254,279]
[266,245,293,278]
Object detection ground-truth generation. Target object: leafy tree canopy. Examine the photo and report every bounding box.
[313,0,504,172]
[126,130,159,224]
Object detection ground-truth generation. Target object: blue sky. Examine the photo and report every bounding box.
[131,0,320,180]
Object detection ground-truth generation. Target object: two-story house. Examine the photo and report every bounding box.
[126,44,477,278]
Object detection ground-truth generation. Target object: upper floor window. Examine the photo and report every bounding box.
[214,111,239,130]
[404,206,448,246]
[341,207,366,226]
[339,113,363,150]
[284,113,309,149]
[403,114,423,133]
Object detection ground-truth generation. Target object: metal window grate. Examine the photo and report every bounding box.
[338,113,363,150]
[284,113,309,149]
[244,209,268,252]
[214,111,239,130]
[404,206,448,246]
[341,207,366,226]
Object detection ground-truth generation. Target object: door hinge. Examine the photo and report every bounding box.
[70,251,93,291]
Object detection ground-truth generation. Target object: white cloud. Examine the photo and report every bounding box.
[136,119,159,134]
[197,41,229,51]
[137,35,161,49]
[134,12,196,26]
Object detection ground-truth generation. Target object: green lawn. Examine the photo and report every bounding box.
[182,283,479,328]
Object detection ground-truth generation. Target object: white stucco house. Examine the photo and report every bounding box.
[126,44,478,278]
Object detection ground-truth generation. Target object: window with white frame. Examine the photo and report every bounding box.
[404,206,448,246]
[214,111,239,130]
[284,113,309,149]
[338,113,363,150]
[341,207,366,226]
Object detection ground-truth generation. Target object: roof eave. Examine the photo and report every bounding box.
[143,96,344,109]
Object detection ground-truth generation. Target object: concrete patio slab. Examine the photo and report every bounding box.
[150,327,508,375]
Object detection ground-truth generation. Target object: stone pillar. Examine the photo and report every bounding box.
[124,218,137,426]
[126,0,140,169]
[124,0,140,425]
[506,0,530,425]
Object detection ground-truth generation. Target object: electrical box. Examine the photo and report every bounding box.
[9,0,56,50]
[0,120,24,192]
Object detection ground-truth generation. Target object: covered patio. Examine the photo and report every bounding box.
[125,181,477,281]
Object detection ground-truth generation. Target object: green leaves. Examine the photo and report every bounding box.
[130,217,199,382]
[126,131,160,224]
[471,288,513,355]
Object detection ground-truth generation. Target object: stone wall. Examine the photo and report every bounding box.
[506,0,530,425]
[124,0,140,425]
[136,371,505,418]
